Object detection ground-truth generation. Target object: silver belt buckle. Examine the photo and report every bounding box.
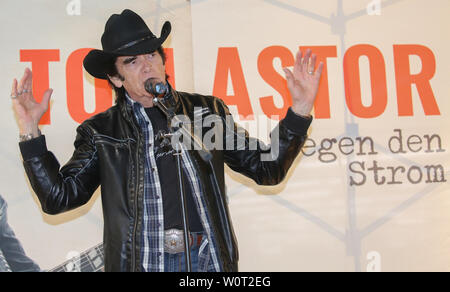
[164,229,186,254]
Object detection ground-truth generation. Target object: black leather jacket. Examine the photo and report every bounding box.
[21,89,311,272]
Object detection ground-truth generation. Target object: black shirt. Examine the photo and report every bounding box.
[144,106,204,232]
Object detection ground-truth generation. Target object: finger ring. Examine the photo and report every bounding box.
[10,94,17,99]
[23,89,29,93]
[308,71,314,75]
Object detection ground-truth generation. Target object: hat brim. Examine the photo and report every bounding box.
[83,21,171,80]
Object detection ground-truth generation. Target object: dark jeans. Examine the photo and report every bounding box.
[164,232,204,272]
[164,245,200,272]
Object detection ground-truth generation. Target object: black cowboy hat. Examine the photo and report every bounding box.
[83,9,171,79]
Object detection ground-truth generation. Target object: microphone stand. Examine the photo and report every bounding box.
[152,95,212,272]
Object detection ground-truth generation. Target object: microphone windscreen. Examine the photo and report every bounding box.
[144,79,168,97]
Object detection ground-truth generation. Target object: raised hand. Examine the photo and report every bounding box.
[11,68,53,137]
[283,49,324,117]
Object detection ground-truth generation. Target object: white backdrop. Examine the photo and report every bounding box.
[0,0,449,271]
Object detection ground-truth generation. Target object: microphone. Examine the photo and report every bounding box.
[144,79,168,98]
[144,79,177,112]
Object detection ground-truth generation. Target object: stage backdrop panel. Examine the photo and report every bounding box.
[0,0,195,270]
[191,0,450,271]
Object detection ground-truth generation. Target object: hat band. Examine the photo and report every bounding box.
[113,35,156,53]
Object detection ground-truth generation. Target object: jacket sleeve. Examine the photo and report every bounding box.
[219,99,312,186]
[21,124,101,215]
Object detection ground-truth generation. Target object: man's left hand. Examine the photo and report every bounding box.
[283,49,324,117]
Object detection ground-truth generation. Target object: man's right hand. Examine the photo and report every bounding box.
[11,68,53,138]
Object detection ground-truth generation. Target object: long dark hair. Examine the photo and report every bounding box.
[105,46,168,104]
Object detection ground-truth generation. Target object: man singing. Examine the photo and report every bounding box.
[11,9,323,272]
